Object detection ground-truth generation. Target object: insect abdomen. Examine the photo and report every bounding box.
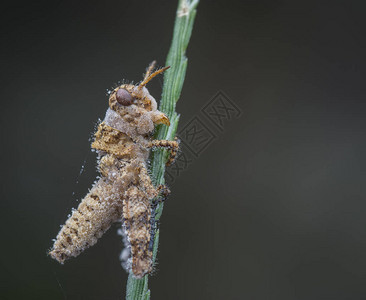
[49,178,121,263]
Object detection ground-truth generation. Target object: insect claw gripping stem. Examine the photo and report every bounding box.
[155,185,171,204]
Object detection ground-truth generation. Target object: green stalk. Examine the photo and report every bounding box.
[125,0,199,299]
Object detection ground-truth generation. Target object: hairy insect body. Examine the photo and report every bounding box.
[49,64,179,278]
[50,177,122,263]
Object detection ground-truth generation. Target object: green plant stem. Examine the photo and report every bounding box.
[125,0,199,299]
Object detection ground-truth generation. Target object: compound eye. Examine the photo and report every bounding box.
[116,88,133,106]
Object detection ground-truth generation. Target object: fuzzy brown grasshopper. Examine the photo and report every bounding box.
[49,62,179,278]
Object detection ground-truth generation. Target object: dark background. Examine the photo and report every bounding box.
[1,1,366,299]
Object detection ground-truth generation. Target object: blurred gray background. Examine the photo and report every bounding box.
[1,0,366,299]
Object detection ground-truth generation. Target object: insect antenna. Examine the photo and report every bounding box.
[138,64,170,90]
[144,60,157,80]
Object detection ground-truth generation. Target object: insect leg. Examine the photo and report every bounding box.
[138,164,170,203]
[148,137,180,166]
[49,178,122,264]
[123,185,153,278]
[154,185,171,203]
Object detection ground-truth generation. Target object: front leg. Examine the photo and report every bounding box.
[148,138,179,166]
